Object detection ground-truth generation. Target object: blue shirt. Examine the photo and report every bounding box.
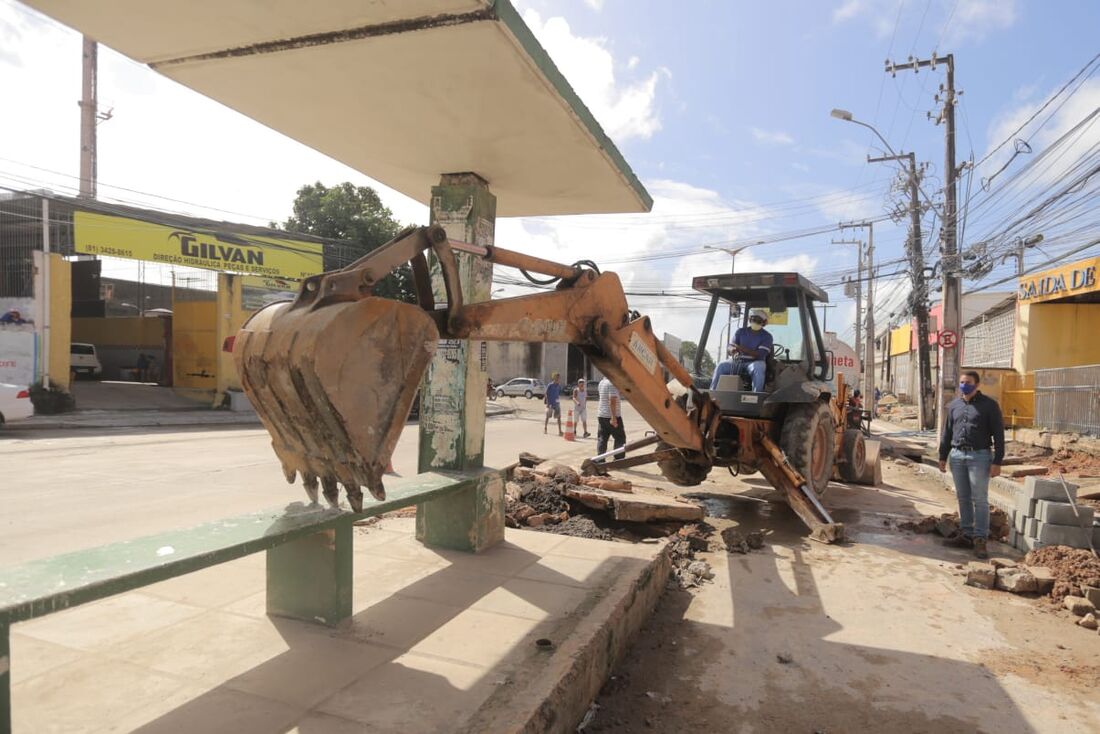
[546,382,562,406]
[732,327,773,361]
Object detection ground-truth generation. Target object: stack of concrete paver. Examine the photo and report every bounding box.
[1010,476,1100,551]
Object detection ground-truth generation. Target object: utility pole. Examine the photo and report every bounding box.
[887,52,960,434]
[79,36,98,199]
[833,238,863,367]
[869,151,935,430]
[840,222,876,416]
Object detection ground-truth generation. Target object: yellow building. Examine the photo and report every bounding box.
[1013,255,1100,373]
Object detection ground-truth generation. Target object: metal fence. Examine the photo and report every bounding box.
[1034,364,1100,435]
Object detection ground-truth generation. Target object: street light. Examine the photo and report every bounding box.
[704,242,765,355]
[830,108,941,217]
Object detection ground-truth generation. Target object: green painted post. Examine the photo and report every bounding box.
[1,622,9,734]
[417,173,503,552]
[266,522,353,626]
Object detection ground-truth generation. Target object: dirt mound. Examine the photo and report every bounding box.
[1024,546,1100,602]
[523,485,570,515]
[531,515,614,540]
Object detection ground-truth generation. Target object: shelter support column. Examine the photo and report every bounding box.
[416,174,503,552]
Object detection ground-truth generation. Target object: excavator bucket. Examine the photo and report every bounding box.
[233,296,438,511]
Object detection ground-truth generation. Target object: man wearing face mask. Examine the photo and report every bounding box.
[710,309,773,392]
[938,370,1005,559]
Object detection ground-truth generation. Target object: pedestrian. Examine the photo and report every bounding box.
[710,309,773,391]
[544,372,562,435]
[938,370,1005,560]
[597,376,626,460]
[572,378,590,438]
[0,308,26,325]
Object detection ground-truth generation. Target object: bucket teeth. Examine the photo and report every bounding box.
[346,486,365,513]
[233,297,438,512]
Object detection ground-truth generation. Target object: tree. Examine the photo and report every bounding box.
[680,341,715,376]
[280,182,414,301]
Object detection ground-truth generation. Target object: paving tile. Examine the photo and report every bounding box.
[143,556,264,608]
[433,542,541,578]
[548,534,662,561]
[367,535,451,564]
[221,619,397,708]
[16,593,205,651]
[352,525,409,551]
[8,633,84,682]
[410,608,545,668]
[394,567,510,608]
[100,685,303,734]
[107,610,291,684]
[515,553,626,588]
[11,655,184,734]
[470,577,593,621]
[336,594,464,651]
[316,653,494,732]
[500,528,569,555]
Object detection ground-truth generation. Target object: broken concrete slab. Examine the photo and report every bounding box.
[1064,595,1096,616]
[578,476,633,493]
[1028,566,1056,595]
[533,461,581,485]
[1078,612,1099,630]
[995,567,1038,594]
[965,562,996,589]
[1081,585,1100,608]
[562,485,704,523]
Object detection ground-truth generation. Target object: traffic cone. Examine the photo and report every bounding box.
[564,409,575,441]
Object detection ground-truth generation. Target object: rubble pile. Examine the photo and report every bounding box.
[667,524,716,589]
[1023,546,1100,602]
[897,506,1010,542]
[962,545,1100,635]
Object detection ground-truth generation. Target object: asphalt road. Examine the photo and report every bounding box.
[0,399,638,565]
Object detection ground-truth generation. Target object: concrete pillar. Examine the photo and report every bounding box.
[416,173,503,552]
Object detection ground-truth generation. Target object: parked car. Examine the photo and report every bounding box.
[495,377,546,399]
[0,383,33,425]
[70,342,102,378]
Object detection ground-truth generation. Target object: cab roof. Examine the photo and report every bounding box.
[691,272,829,305]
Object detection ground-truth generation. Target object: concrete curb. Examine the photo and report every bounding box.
[457,542,672,733]
[6,412,263,431]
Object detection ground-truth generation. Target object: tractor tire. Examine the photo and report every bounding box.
[657,443,711,486]
[780,400,836,497]
[839,429,867,483]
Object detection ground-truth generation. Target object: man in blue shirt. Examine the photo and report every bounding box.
[544,371,563,435]
[710,309,773,392]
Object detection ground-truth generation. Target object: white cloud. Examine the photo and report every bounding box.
[982,78,1100,187]
[750,127,795,146]
[583,0,605,10]
[521,9,663,142]
[831,0,1018,43]
[832,0,866,24]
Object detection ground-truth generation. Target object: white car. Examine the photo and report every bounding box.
[0,383,33,425]
[70,342,103,378]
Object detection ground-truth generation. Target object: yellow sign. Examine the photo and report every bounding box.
[74,211,324,280]
[1018,256,1100,305]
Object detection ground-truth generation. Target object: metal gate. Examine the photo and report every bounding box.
[1034,365,1100,435]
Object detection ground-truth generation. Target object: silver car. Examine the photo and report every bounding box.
[495,377,546,399]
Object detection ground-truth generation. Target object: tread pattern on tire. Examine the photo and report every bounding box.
[839,428,866,483]
[780,400,836,496]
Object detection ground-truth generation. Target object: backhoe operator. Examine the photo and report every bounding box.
[710,309,773,392]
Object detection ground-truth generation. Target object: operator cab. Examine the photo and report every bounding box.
[690,272,833,418]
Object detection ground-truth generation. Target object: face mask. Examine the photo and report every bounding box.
[959,382,976,396]
[750,322,763,332]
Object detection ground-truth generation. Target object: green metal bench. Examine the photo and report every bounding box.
[0,468,505,734]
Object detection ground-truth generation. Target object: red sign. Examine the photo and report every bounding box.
[939,330,958,349]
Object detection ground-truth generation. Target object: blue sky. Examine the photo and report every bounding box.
[1,0,1098,358]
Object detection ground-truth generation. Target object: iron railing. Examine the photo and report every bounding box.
[1034,364,1100,435]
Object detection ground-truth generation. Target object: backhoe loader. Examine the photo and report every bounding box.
[233,225,849,542]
